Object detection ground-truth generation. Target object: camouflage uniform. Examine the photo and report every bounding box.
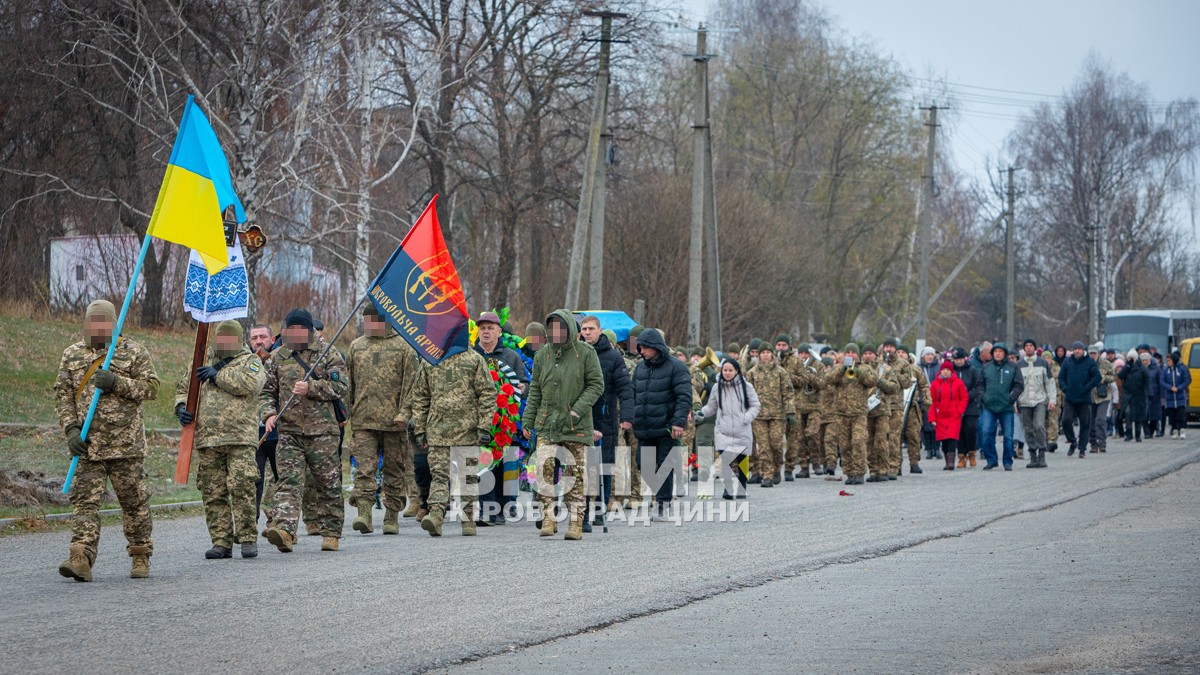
[882,356,913,476]
[616,352,643,502]
[347,331,420,519]
[825,359,877,480]
[901,356,932,465]
[175,347,265,548]
[55,338,158,565]
[782,353,825,475]
[865,361,903,478]
[746,360,794,481]
[819,364,839,471]
[410,350,495,529]
[259,339,348,539]
[1045,357,1063,447]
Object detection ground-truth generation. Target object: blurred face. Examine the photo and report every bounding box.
[799,349,811,360]
[897,348,909,362]
[862,350,875,364]
[365,314,388,338]
[1055,347,1066,359]
[1008,353,1019,363]
[953,356,966,368]
[883,344,896,357]
[638,345,659,361]
[758,349,774,364]
[478,322,500,347]
[214,334,241,357]
[674,351,687,363]
[526,334,544,352]
[1024,343,1036,356]
[1073,347,1085,358]
[248,327,273,354]
[85,317,113,346]
[548,319,567,345]
[580,321,601,345]
[775,341,790,354]
[992,348,1006,362]
[283,325,311,350]
[923,352,935,363]
[721,362,737,380]
[845,351,859,364]
[749,349,759,359]
[690,354,702,366]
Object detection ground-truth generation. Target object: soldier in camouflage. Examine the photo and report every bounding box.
[879,339,914,479]
[174,320,265,560]
[346,304,420,535]
[260,308,348,553]
[825,343,877,485]
[615,326,645,508]
[746,347,794,487]
[55,299,159,582]
[818,348,840,475]
[779,338,825,479]
[863,345,901,481]
[896,345,931,474]
[1044,349,1063,451]
[410,345,494,537]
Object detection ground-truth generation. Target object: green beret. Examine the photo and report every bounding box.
[843,342,860,354]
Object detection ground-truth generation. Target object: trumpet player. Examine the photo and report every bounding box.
[824,344,876,485]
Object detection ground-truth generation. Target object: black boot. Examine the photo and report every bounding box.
[1026,450,1039,469]
[909,463,923,474]
[205,545,232,559]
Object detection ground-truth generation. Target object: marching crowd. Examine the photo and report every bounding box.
[52,298,1191,581]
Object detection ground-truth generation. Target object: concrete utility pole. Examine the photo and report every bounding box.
[1005,166,1016,347]
[565,10,626,310]
[703,92,723,349]
[685,24,711,347]
[915,105,939,353]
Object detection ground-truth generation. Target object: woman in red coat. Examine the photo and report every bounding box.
[928,360,969,470]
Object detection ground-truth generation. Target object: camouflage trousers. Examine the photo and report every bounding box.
[827,414,868,478]
[348,428,413,512]
[821,420,839,470]
[533,442,587,514]
[68,456,153,563]
[1046,393,1063,443]
[887,412,904,473]
[427,445,480,522]
[786,411,821,471]
[613,429,643,499]
[752,418,785,479]
[867,414,892,477]
[275,433,343,538]
[196,444,258,548]
[901,407,923,466]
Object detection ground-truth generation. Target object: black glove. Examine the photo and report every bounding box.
[66,425,88,457]
[175,403,194,426]
[479,433,493,447]
[415,433,429,450]
[196,365,220,383]
[92,369,118,392]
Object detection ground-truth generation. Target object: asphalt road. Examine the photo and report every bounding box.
[4,435,1199,674]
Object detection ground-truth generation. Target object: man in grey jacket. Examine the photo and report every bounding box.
[1017,339,1057,469]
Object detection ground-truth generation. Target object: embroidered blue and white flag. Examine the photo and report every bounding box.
[183,239,249,322]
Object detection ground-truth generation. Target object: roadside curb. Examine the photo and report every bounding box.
[0,500,202,529]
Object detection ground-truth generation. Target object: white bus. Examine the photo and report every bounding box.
[1104,310,1200,355]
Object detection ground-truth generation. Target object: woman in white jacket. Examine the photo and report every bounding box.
[699,358,760,499]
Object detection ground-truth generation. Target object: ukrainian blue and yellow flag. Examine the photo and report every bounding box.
[147,95,245,274]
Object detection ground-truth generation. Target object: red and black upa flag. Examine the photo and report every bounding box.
[368,195,470,364]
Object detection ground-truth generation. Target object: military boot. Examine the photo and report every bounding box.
[798,466,810,478]
[415,506,429,521]
[402,497,420,518]
[383,509,400,535]
[352,501,374,534]
[461,519,477,537]
[129,545,151,579]
[265,527,294,553]
[540,504,557,537]
[57,544,92,582]
[1026,450,1039,469]
[421,508,444,537]
[565,508,583,540]
[321,536,339,551]
[305,521,320,536]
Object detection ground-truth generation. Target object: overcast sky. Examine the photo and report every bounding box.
[669,0,1200,211]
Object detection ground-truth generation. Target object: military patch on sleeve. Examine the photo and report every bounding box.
[249,362,260,373]
[331,372,340,382]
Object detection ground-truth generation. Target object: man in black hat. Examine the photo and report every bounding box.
[1057,341,1101,458]
[473,311,527,524]
[631,328,693,519]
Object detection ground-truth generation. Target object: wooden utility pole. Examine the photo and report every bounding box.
[915,105,939,352]
[565,10,626,310]
[1005,166,1016,347]
[685,25,711,347]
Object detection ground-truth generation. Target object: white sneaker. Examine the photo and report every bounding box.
[1169,430,1177,438]
[1180,432,1187,440]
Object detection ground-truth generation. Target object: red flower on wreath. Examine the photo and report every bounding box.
[490,370,500,382]
[495,393,509,407]
[500,382,515,396]
[507,403,519,416]
[492,411,502,425]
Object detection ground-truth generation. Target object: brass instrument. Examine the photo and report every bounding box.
[697,346,719,371]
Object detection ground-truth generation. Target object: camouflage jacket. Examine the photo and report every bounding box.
[1093,358,1117,404]
[782,353,825,414]
[54,338,159,460]
[882,356,914,415]
[868,361,905,418]
[825,361,878,417]
[912,357,933,407]
[410,349,495,446]
[747,361,795,420]
[259,339,349,436]
[175,348,265,450]
[347,331,420,431]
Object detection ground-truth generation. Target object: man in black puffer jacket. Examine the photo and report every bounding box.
[1058,341,1101,457]
[580,317,633,529]
[632,328,692,519]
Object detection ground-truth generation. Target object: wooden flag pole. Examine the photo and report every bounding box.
[175,321,210,484]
